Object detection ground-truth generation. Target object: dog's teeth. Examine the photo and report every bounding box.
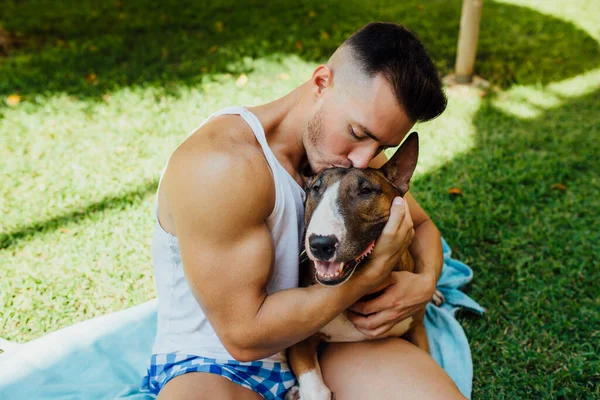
[339,262,344,273]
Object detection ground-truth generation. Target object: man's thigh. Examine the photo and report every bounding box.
[320,338,466,400]
[157,371,262,400]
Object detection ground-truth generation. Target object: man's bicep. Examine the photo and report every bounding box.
[177,216,274,338]
[164,148,276,350]
[403,192,430,227]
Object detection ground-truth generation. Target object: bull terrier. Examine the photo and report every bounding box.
[286,132,438,400]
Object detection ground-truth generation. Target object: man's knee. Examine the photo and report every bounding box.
[319,338,466,400]
[157,372,262,400]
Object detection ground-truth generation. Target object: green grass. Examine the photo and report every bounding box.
[1,0,599,397]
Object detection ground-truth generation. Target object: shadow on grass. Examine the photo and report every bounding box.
[0,179,158,250]
[0,0,599,102]
[412,88,599,397]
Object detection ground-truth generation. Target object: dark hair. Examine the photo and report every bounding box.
[344,22,447,122]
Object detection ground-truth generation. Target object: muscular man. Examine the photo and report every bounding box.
[142,22,464,399]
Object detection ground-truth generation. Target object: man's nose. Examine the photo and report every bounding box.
[348,144,379,169]
[309,235,338,260]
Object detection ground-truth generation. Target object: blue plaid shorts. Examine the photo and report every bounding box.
[140,353,297,399]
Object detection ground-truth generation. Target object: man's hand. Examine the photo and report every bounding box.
[352,197,415,292]
[347,269,436,338]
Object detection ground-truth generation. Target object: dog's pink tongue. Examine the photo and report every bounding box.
[314,260,342,277]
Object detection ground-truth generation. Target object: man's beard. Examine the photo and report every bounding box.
[308,106,325,147]
[305,106,326,176]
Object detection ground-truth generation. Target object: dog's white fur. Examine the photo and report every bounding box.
[298,369,332,400]
[305,181,345,260]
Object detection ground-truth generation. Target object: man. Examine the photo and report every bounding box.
[142,22,465,399]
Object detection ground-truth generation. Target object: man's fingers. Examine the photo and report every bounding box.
[402,196,413,227]
[381,197,406,236]
[354,319,396,338]
[350,285,395,315]
[398,198,414,238]
[347,309,397,332]
[366,323,396,338]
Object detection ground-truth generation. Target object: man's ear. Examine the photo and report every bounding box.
[312,65,333,95]
[380,132,419,195]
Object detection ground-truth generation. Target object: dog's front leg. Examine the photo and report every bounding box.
[286,334,332,400]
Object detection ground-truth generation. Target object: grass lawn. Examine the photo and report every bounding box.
[1,0,599,397]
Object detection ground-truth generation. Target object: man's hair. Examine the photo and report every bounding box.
[344,22,447,122]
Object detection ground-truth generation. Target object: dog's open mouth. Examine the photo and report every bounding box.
[313,240,376,286]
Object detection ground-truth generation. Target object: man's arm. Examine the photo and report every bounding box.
[405,191,443,286]
[164,140,413,361]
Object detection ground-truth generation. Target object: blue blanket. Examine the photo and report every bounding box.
[0,239,483,399]
[425,239,485,398]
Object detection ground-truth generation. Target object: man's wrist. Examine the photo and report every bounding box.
[307,274,366,313]
[344,267,379,300]
[418,268,437,297]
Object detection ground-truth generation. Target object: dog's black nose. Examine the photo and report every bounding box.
[309,235,338,260]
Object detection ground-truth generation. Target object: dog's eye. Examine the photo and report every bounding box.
[310,183,321,193]
[359,187,373,196]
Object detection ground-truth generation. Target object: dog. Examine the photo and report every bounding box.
[286,132,437,400]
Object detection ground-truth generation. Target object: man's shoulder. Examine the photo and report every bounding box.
[165,115,275,218]
[194,113,257,144]
[174,114,271,180]
[178,113,264,162]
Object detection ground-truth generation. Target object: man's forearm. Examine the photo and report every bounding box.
[410,218,443,283]
[229,280,365,361]
[243,215,442,361]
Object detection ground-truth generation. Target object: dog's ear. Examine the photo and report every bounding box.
[380,132,419,195]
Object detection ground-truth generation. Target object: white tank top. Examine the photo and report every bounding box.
[151,106,306,362]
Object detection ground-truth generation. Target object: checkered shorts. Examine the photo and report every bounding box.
[140,353,297,399]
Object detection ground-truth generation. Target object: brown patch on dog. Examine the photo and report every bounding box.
[335,168,399,261]
[286,333,328,377]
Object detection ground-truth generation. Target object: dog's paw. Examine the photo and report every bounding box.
[299,387,332,400]
[432,289,445,306]
[297,370,333,400]
[285,385,300,400]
